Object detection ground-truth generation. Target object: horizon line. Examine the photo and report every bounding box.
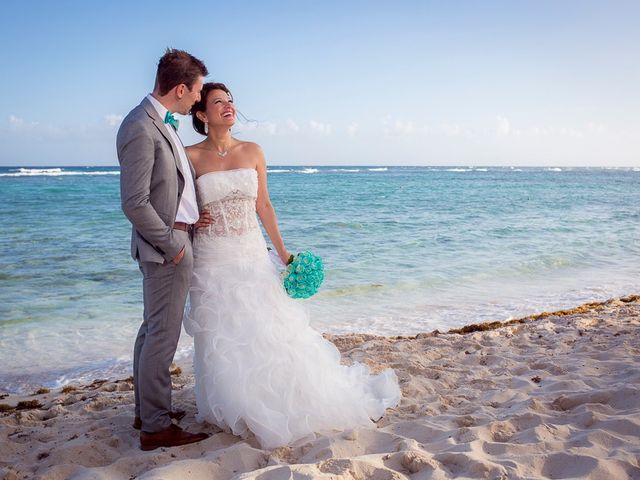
[1,164,639,169]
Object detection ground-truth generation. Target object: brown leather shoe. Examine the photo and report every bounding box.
[140,424,209,451]
[133,409,186,430]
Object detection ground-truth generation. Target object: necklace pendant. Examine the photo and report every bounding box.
[217,150,228,158]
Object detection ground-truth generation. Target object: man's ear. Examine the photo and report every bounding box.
[175,84,186,98]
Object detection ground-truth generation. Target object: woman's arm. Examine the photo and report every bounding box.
[254,145,290,265]
[185,145,212,229]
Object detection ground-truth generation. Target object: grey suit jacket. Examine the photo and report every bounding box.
[117,97,195,264]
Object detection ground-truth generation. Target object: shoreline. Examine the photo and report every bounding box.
[1,294,637,400]
[1,295,639,479]
[2,294,635,400]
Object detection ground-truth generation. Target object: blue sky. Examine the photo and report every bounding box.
[1,0,638,166]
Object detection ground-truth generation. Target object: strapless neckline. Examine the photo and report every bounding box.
[196,168,256,181]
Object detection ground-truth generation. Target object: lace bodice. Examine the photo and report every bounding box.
[195,168,259,238]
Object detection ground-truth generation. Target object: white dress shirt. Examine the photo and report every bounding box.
[146,94,199,224]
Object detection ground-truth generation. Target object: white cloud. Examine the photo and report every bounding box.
[264,122,278,135]
[285,119,300,133]
[382,116,422,136]
[530,126,548,136]
[557,127,584,138]
[375,115,606,143]
[394,120,416,135]
[441,122,462,137]
[237,120,258,131]
[495,116,526,137]
[382,116,452,137]
[104,114,123,127]
[238,120,278,135]
[496,116,511,136]
[347,122,358,137]
[9,115,24,127]
[309,120,332,135]
[8,114,39,131]
[519,124,589,139]
[586,122,605,134]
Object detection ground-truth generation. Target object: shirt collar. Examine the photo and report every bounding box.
[146,94,170,121]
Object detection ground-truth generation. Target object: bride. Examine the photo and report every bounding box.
[184,82,401,449]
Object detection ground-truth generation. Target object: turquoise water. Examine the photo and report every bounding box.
[1,165,639,393]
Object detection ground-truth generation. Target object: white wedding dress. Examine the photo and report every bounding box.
[184,168,401,449]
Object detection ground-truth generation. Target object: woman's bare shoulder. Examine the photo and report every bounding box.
[234,140,259,149]
[186,142,210,165]
[186,141,207,155]
[235,140,264,159]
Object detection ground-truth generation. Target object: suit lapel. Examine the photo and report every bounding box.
[141,98,186,180]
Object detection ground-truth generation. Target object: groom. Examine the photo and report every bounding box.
[117,49,209,451]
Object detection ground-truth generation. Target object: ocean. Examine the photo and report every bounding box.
[1,165,639,394]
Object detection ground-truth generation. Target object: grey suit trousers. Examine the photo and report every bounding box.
[133,229,193,432]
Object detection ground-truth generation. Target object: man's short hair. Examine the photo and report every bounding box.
[155,48,208,95]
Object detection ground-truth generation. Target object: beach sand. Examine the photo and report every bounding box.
[1,295,639,479]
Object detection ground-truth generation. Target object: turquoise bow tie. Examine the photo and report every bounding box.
[164,111,179,130]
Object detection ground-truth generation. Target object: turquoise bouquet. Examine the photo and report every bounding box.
[283,251,324,299]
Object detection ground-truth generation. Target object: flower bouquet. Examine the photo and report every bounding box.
[283,251,324,299]
[268,249,324,299]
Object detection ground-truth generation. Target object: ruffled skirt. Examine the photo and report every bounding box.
[184,228,401,449]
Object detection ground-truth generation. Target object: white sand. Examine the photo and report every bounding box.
[1,296,639,479]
